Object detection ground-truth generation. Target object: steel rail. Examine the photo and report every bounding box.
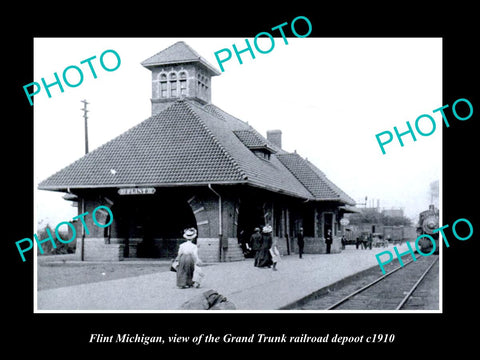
[326,258,416,310]
[396,256,439,310]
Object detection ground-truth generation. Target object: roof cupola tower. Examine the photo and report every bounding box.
[141,41,221,115]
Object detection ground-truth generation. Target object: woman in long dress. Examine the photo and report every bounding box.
[256,225,273,268]
[250,227,262,267]
[176,228,200,288]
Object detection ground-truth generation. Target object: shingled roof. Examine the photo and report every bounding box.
[233,130,277,153]
[276,153,355,204]
[141,41,220,75]
[38,99,355,205]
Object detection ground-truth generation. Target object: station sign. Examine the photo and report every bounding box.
[118,187,156,195]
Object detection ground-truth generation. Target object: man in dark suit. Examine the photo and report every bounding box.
[325,229,333,254]
[297,227,304,259]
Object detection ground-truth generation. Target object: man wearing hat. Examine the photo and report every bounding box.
[297,227,304,259]
[325,229,333,254]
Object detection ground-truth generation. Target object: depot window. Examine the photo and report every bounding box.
[169,72,177,97]
[179,71,187,96]
[160,73,167,98]
[197,72,208,95]
[159,71,188,99]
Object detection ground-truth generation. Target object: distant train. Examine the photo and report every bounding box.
[343,225,416,248]
[416,205,439,254]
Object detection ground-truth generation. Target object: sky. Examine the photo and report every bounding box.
[34,37,442,227]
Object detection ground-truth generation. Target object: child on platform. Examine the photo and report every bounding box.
[269,238,281,271]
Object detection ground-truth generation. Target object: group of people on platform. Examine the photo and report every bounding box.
[245,225,334,264]
[248,225,280,270]
[173,225,335,289]
[355,233,373,250]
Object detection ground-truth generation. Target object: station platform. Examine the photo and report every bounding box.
[36,243,414,311]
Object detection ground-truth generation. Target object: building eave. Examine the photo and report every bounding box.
[339,205,361,213]
[142,58,221,76]
[38,180,250,192]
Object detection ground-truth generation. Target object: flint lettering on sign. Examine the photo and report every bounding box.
[23,49,121,106]
[117,187,156,195]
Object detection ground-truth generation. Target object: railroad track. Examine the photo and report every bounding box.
[326,255,439,310]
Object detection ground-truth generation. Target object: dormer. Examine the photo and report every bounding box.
[141,41,221,115]
[233,130,277,161]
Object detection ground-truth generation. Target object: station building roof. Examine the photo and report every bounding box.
[38,98,355,205]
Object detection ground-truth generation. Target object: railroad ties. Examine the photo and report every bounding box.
[295,255,439,311]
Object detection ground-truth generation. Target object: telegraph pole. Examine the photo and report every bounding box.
[80,99,89,260]
[81,99,89,154]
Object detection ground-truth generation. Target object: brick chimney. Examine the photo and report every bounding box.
[266,129,282,148]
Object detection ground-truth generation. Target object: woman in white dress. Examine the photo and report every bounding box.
[176,228,200,288]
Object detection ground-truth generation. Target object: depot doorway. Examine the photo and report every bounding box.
[118,195,197,258]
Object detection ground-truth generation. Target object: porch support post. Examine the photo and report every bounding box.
[208,184,223,262]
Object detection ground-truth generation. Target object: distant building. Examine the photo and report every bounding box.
[429,180,439,208]
[38,41,356,262]
[382,208,404,218]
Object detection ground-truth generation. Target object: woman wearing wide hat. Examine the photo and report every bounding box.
[176,227,201,288]
[256,225,273,268]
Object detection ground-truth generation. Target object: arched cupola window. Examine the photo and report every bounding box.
[157,70,189,100]
[179,71,187,96]
[169,72,177,97]
[159,73,167,98]
[197,72,209,97]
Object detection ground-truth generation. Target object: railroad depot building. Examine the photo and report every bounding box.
[38,41,356,262]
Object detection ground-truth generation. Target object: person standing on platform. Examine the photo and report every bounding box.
[257,225,273,268]
[367,233,373,250]
[297,227,304,259]
[176,228,202,288]
[325,229,333,254]
[270,238,281,271]
[250,227,262,267]
[239,230,252,258]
